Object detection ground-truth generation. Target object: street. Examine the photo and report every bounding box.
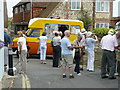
[12,55,118,88]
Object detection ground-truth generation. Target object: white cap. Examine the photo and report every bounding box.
[108,29,114,35]
[87,31,92,37]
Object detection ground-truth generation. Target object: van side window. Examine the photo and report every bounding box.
[70,25,81,34]
[28,29,40,37]
[45,23,58,39]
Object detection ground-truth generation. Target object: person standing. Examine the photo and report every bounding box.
[113,31,120,76]
[52,32,61,67]
[80,28,87,70]
[100,30,120,79]
[86,32,98,72]
[73,34,83,75]
[60,30,74,78]
[39,32,47,64]
[17,31,27,74]
[115,32,120,77]
[4,28,12,71]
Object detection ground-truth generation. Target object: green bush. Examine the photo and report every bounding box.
[92,28,109,35]
[92,28,117,41]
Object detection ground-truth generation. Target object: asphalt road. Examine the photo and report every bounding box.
[13,55,118,88]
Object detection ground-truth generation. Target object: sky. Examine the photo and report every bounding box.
[6,0,120,17]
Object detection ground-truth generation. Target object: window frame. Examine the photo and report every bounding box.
[95,23,109,28]
[71,0,81,10]
[96,1,110,12]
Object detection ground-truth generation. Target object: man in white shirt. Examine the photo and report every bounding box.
[101,30,120,79]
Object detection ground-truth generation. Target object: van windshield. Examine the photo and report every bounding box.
[27,29,40,37]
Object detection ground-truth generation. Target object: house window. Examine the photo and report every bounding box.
[96,1,109,12]
[71,0,81,10]
[95,23,109,28]
[20,6,24,12]
[14,7,18,14]
[26,3,31,11]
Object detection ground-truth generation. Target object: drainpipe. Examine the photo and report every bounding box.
[0,0,4,81]
[30,0,32,19]
[65,0,68,19]
[93,0,95,29]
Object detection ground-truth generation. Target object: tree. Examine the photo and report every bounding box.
[77,5,93,31]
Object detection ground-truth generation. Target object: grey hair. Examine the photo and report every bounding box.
[78,33,83,38]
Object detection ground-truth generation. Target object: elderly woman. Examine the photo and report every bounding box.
[17,31,27,74]
[73,34,83,75]
[86,32,98,72]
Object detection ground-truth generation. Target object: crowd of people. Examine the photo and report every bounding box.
[50,29,120,79]
[3,27,120,80]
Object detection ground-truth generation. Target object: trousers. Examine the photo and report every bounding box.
[40,45,47,60]
[87,50,94,71]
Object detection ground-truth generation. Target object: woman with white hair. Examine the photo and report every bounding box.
[86,31,98,72]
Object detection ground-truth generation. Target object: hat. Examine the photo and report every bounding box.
[81,28,87,35]
[108,29,114,35]
[87,31,92,37]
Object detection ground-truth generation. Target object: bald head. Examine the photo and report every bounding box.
[4,28,8,33]
[64,30,70,37]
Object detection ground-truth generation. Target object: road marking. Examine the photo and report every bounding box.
[22,74,26,88]
[22,74,31,89]
[9,78,15,88]
[24,74,31,89]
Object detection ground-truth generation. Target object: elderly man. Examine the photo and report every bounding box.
[60,30,74,78]
[101,30,120,79]
[4,28,12,71]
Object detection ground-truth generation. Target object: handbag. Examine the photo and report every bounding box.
[50,41,54,47]
[0,40,4,48]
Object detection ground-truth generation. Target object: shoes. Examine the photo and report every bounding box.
[115,73,119,76]
[80,68,83,71]
[89,70,94,72]
[87,69,89,71]
[77,73,81,76]
[74,71,77,73]
[108,76,116,80]
[101,76,108,79]
[63,75,67,78]
[41,61,43,64]
[69,75,74,79]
